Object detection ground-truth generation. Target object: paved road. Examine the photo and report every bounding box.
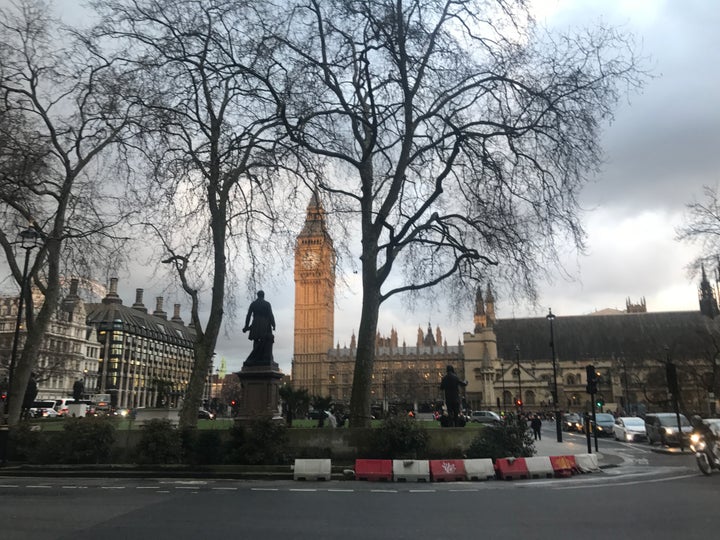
[1,423,713,540]
[1,468,717,540]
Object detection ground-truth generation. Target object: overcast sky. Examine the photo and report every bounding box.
[209,0,720,374]
[5,1,720,376]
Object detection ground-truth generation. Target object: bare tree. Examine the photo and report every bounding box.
[0,0,138,426]
[89,0,303,428]
[261,0,646,427]
[677,185,720,272]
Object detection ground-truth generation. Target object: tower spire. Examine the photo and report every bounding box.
[699,263,719,318]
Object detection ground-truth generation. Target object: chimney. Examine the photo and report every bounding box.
[153,297,167,319]
[171,303,184,325]
[132,288,147,312]
[101,277,123,304]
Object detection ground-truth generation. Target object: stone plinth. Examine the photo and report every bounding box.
[235,363,284,423]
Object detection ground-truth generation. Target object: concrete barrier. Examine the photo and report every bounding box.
[463,459,495,481]
[429,459,466,482]
[549,455,577,477]
[495,457,529,480]
[524,456,554,479]
[293,459,331,481]
[393,459,430,482]
[575,453,600,473]
[355,459,393,481]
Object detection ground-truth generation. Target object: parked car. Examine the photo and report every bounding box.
[645,412,692,446]
[613,416,647,442]
[470,410,503,424]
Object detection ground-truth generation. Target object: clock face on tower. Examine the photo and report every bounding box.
[302,251,320,269]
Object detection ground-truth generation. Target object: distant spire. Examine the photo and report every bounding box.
[485,283,496,326]
[699,263,719,318]
[474,286,487,332]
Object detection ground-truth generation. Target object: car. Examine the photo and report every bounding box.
[645,412,692,446]
[593,413,616,437]
[29,400,57,418]
[562,413,582,432]
[54,398,74,416]
[198,409,216,420]
[470,410,503,424]
[613,416,647,442]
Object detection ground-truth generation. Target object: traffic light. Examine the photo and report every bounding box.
[596,396,604,408]
[230,399,237,407]
[585,364,598,394]
[515,398,522,407]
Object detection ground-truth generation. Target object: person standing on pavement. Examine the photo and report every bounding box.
[440,365,467,427]
[530,414,542,440]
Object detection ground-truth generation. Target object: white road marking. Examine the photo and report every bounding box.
[555,473,698,489]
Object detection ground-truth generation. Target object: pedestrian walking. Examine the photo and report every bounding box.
[530,414,542,440]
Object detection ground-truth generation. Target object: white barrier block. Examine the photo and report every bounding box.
[463,459,496,481]
[524,456,554,479]
[574,453,600,473]
[293,459,332,481]
[393,459,430,482]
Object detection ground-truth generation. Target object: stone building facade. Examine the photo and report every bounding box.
[85,278,199,409]
[1,277,202,409]
[0,279,99,401]
[291,194,720,417]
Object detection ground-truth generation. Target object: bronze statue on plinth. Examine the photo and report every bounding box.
[242,290,276,367]
[236,291,283,422]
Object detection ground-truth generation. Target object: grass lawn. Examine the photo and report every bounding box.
[30,417,486,431]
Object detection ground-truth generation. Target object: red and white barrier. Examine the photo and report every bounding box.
[393,459,430,482]
[524,456,554,479]
[354,459,393,481]
[494,457,529,480]
[549,455,577,477]
[429,459,466,482]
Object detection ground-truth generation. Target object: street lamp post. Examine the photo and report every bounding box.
[500,361,506,413]
[7,226,41,412]
[516,345,522,412]
[547,308,562,442]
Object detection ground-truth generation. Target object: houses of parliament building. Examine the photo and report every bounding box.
[292,195,720,416]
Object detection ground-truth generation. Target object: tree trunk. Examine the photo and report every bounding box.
[349,278,381,428]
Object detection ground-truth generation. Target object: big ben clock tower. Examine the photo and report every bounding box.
[292,192,335,395]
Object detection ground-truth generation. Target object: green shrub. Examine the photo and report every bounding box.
[9,417,116,464]
[8,422,42,462]
[60,416,116,464]
[466,423,535,460]
[370,416,429,459]
[181,428,223,465]
[135,419,182,464]
[225,419,289,465]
